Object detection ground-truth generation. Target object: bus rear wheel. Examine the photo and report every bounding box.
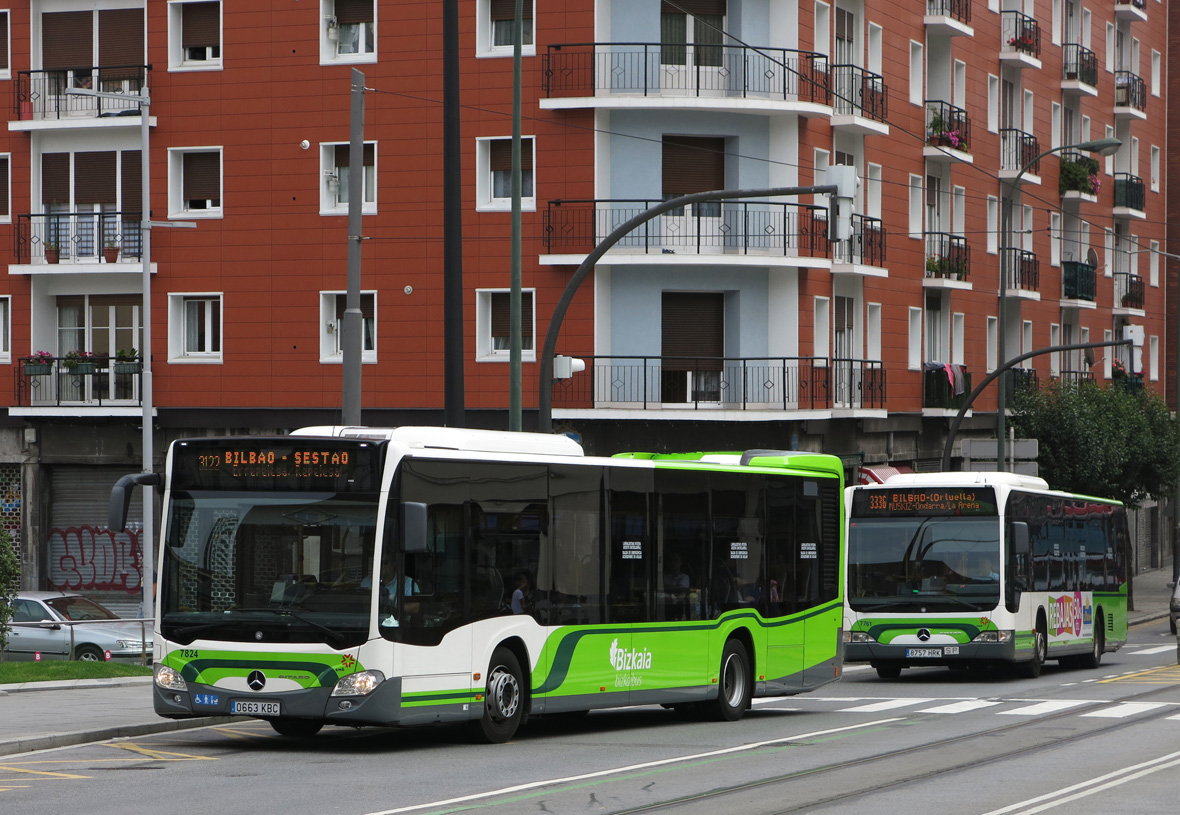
[711,640,751,722]
[471,647,525,744]
[1077,612,1104,669]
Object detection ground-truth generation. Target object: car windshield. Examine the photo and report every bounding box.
[847,516,1001,612]
[45,596,120,621]
[160,491,380,648]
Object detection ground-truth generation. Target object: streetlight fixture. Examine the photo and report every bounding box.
[995,136,1121,471]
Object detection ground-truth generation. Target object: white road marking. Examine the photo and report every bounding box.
[839,698,937,713]
[917,699,1002,714]
[997,700,1090,716]
[1128,644,1177,655]
[1080,702,1167,718]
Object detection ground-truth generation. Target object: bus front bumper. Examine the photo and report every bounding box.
[846,640,1017,665]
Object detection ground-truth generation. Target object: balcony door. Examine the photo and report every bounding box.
[57,295,142,403]
[660,0,726,97]
[41,151,140,263]
[661,292,723,404]
[662,136,725,254]
[832,295,858,408]
[41,9,144,116]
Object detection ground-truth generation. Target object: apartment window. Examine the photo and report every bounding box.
[907,307,921,369]
[477,289,535,361]
[476,137,535,211]
[1150,145,1160,192]
[321,292,376,362]
[0,296,9,361]
[661,0,725,68]
[908,174,921,239]
[1152,49,1161,96]
[987,196,998,254]
[987,76,999,133]
[1050,212,1060,266]
[814,297,830,360]
[168,148,222,217]
[322,142,376,213]
[952,313,965,366]
[477,0,536,57]
[0,12,9,81]
[986,316,997,371]
[663,135,724,217]
[169,1,222,70]
[1050,324,1060,376]
[908,41,923,106]
[1149,336,1159,381]
[322,0,375,62]
[169,293,222,361]
[0,154,8,224]
[866,303,881,360]
[1150,241,1160,286]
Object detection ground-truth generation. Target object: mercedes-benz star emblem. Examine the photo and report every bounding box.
[247,670,267,691]
[916,629,931,642]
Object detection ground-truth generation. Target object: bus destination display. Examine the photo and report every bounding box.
[852,486,997,517]
[172,441,382,492]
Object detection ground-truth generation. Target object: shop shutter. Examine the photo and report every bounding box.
[334,0,373,25]
[333,143,376,167]
[74,152,117,205]
[98,8,144,81]
[489,138,534,172]
[491,0,533,20]
[662,292,723,371]
[660,0,726,15]
[182,2,220,49]
[42,153,70,205]
[48,466,145,617]
[43,11,93,70]
[182,152,220,203]
[662,136,725,196]
[490,292,534,340]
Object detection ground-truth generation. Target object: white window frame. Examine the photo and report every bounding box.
[987,75,999,133]
[1104,125,1115,175]
[1049,323,1060,376]
[476,0,536,59]
[952,312,965,366]
[987,195,998,254]
[167,1,223,72]
[168,292,223,363]
[320,141,377,215]
[866,302,881,360]
[908,174,922,240]
[1149,240,1160,287]
[0,296,10,362]
[908,307,922,370]
[1105,23,1114,72]
[1103,329,1113,377]
[1150,145,1160,192]
[1050,212,1061,266]
[167,147,223,219]
[476,137,536,212]
[320,291,377,363]
[0,12,10,82]
[320,0,378,65]
[986,316,997,371]
[908,41,923,106]
[1149,335,1159,380]
[1152,49,1161,96]
[477,288,537,362]
[0,152,9,226]
[1051,102,1061,149]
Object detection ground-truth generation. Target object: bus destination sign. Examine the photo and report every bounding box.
[852,486,997,517]
[172,440,383,492]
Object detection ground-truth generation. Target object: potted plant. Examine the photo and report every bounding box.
[927,110,947,146]
[62,350,100,375]
[44,241,60,264]
[103,240,120,264]
[21,350,54,376]
[114,348,141,374]
[926,255,947,277]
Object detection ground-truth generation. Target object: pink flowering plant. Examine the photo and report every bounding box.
[23,350,54,365]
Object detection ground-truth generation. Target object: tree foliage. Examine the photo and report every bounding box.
[0,527,19,655]
[1010,379,1180,508]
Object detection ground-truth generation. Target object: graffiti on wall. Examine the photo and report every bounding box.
[47,525,143,595]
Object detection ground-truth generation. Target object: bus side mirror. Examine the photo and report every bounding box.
[1011,521,1030,557]
[401,502,428,553]
[108,472,162,532]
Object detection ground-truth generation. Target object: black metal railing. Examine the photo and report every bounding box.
[1114,272,1145,308]
[1057,369,1094,386]
[925,100,971,152]
[1058,151,1101,196]
[1001,128,1040,174]
[833,214,887,266]
[14,65,149,121]
[1001,11,1041,58]
[15,356,143,407]
[1006,367,1039,397]
[541,43,831,105]
[923,366,972,410]
[830,358,886,408]
[1113,173,1145,211]
[1114,71,1147,112]
[1003,247,1040,291]
[926,0,972,24]
[924,232,969,280]
[1062,43,1098,86]
[830,65,888,121]
[542,199,831,257]
[549,355,833,411]
[16,211,143,265]
[1062,260,1096,301]
[1114,0,1147,12]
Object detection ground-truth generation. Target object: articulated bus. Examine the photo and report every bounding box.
[110,426,845,742]
[844,472,1127,679]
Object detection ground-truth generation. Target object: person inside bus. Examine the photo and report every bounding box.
[975,558,1000,582]
[510,571,533,615]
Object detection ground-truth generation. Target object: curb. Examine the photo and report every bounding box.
[0,715,235,758]
[0,676,153,695]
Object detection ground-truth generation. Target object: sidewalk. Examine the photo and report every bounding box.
[0,568,1174,757]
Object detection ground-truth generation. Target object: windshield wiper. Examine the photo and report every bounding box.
[229,607,347,648]
[850,600,910,612]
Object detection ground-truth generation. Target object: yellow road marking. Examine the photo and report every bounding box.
[1099,665,1180,684]
[103,742,218,761]
[0,765,89,780]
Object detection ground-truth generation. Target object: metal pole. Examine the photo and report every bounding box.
[537,184,839,432]
[508,0,523,430]
[342,69,365,426]
[997,189,1012,471]
[443,0,465,427]
[140,85,153,621]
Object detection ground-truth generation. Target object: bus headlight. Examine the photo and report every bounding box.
[154,664,187,691]
[332,670,385,697]
[845,631,876,643]
[972,630,1014,643]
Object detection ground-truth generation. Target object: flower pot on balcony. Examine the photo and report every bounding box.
[113,361,141,374]
[23,363,51,376]
[72,362,98,375]
[45,247,60,264]
[103,246,119,264]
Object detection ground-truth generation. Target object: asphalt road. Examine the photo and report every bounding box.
[4,618,1179,815]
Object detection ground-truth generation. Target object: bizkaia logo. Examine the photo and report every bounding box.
[609,638,653,688]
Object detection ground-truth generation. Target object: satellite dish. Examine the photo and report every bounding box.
[1084,348,1095,367]
[1086,248,1099,268]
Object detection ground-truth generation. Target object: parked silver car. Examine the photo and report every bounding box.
[4,591,152,663]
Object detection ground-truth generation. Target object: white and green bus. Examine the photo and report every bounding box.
[844,472,1127,679]
[110,426,845,742]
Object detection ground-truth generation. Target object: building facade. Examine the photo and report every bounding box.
[0,1,1168,610]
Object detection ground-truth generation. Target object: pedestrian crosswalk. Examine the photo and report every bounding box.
[753,695,1180,720]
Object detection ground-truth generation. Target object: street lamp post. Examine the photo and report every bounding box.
[996,137,1121,470]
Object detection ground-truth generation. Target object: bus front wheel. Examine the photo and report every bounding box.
[874,663,902,680]
[471,646,525,744]
[269,719,323,738]
[711,639,752,722]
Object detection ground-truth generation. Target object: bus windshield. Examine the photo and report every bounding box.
[847,516,1001,612]
[160,491,380,648]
